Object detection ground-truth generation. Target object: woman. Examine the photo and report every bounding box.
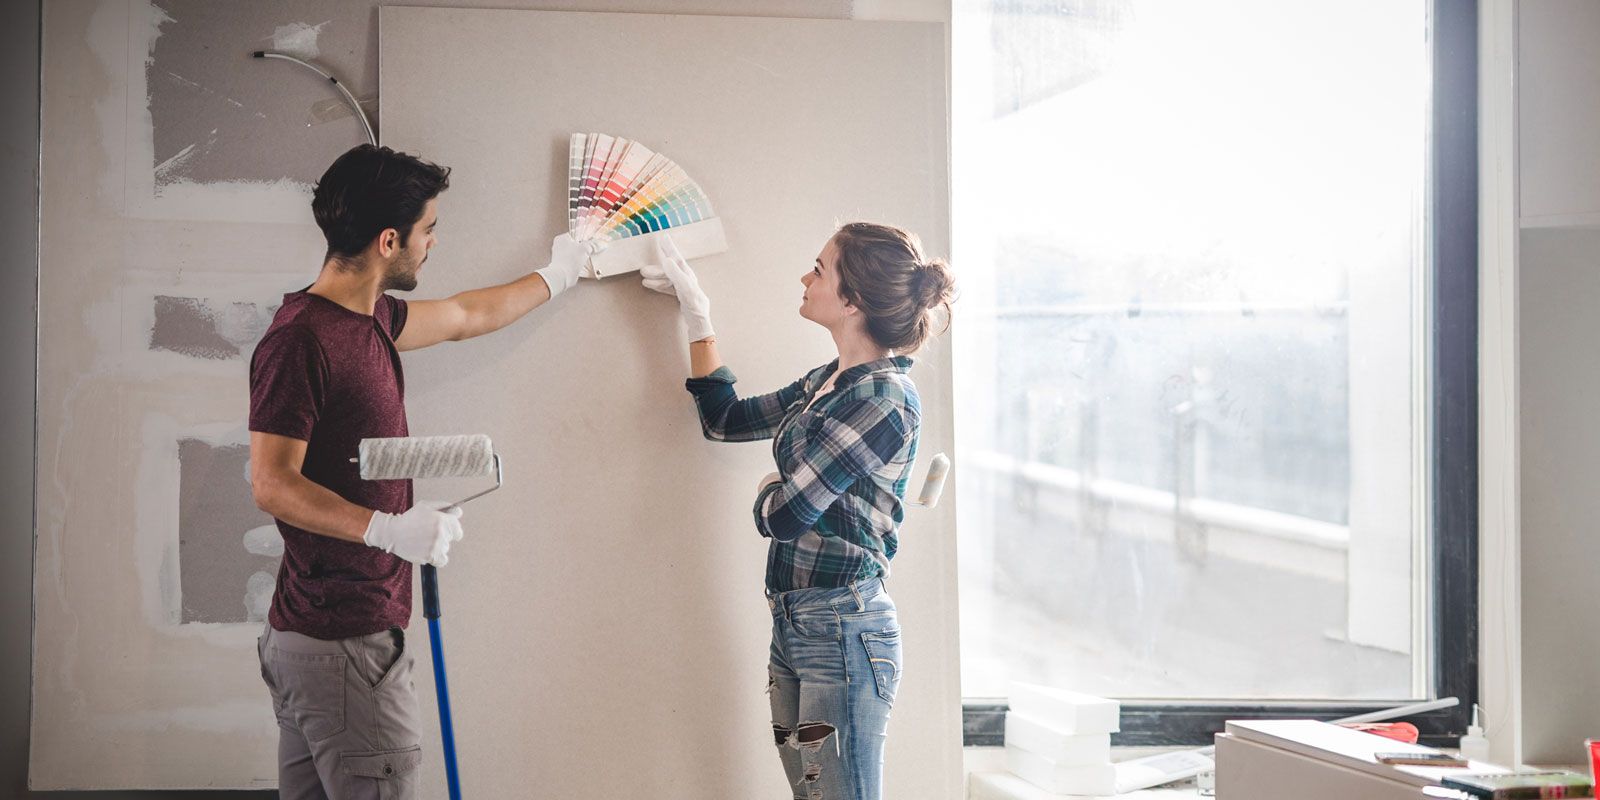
[641,222,955,800]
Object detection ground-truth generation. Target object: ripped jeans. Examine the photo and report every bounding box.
[767,577,902,800]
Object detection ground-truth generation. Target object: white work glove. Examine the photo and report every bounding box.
[534,233,605,299]
[639,234,715,341]
[363,501,464,567]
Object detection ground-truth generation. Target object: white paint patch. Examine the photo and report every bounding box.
[242,525,282,558]
[146,3,175,65]
[103,698,274,735]
[265,20,331,60]
[244,571,275,622]
[163,70,201,90]
[152,142,195,182]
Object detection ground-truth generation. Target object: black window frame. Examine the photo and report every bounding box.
[962,0,1479,749]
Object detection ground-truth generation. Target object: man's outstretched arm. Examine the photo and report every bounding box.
[396,233,595,351]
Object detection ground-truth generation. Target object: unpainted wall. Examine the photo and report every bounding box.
[30,0,964,796]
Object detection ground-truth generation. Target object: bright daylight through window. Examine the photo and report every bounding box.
[953,0,1431,702]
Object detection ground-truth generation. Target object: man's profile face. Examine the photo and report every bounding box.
[382,198,439,292]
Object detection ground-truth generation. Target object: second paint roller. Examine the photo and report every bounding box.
[355,433,503,800]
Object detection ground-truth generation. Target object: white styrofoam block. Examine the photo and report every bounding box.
[1005,712,1111,766]
[1006,745,1119,796]
[1007,682,1121,734]
[583,216,728,279]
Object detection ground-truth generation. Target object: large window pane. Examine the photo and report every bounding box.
[954,0,1429,701]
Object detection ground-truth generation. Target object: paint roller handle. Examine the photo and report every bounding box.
[421,564,442,620]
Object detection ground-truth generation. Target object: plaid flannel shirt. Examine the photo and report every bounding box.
[685,356,921,591]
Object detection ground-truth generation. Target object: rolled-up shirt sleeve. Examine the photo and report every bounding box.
[685,366,807,443]
[753,396,910,542]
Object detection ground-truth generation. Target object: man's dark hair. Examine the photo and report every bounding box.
[312,144,451,262]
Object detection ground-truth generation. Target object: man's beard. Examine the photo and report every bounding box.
[380,250,421,292]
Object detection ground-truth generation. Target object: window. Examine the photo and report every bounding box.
[952,0,1477,745]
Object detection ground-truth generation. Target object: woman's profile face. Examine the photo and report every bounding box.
[799,236,850,327]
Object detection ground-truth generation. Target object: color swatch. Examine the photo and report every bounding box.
[567,133,726,278]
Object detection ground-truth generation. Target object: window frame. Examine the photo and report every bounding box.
[960,0,1479,748]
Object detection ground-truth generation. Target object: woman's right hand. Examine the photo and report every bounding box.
[641,234,715,342]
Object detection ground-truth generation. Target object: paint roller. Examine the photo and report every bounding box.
[355,434,502,800]
[911,452,951,509]
[356,434,503,507]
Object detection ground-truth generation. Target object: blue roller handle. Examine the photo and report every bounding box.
[421,564,462,800]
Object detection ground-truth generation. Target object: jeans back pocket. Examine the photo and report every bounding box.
[860,628,903,705]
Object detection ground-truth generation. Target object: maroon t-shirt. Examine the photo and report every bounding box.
[249,290,414,640]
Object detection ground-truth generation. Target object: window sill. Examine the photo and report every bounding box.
[966,747,1205,800]
[969,771,1201,800]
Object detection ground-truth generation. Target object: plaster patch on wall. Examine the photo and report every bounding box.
[242,524,283,557]
[266,19,330,59]
[244,571,276,622]
[309,93,378,126]
[149,295,276,360]
[144,0,374,193]
[97,271,305,378]
[178,438,278,624]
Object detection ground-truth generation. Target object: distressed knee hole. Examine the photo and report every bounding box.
[797,722,835,745]
[773,724,791,747]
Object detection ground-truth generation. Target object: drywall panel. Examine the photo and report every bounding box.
[1517,227,1600,766]
[1518,0,1600,223]
[31,7,327,781]
[31,0,930,792]
[381,7,959,799]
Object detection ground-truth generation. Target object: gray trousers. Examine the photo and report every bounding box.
[258,624,423,799]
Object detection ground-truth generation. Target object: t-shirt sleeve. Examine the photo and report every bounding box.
[384,294,409,340]
[249,325,330,442]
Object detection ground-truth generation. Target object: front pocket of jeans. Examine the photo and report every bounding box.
[271,648,346,743]
[788,608,841,641]
[861,628,903,705]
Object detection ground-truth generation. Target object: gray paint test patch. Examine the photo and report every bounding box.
[149,295,276,360]
[178,439,279,623]
[148,1,375,188]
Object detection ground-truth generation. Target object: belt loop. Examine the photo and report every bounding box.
[850,583,865,612]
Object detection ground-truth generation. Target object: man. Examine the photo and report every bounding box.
[248,144,593,799]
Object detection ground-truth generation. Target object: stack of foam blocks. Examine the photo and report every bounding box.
[1003,683,1120,796]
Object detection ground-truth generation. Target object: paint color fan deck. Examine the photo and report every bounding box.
[567,133,729,278]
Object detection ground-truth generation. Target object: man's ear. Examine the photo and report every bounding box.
[376,228,401,258]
